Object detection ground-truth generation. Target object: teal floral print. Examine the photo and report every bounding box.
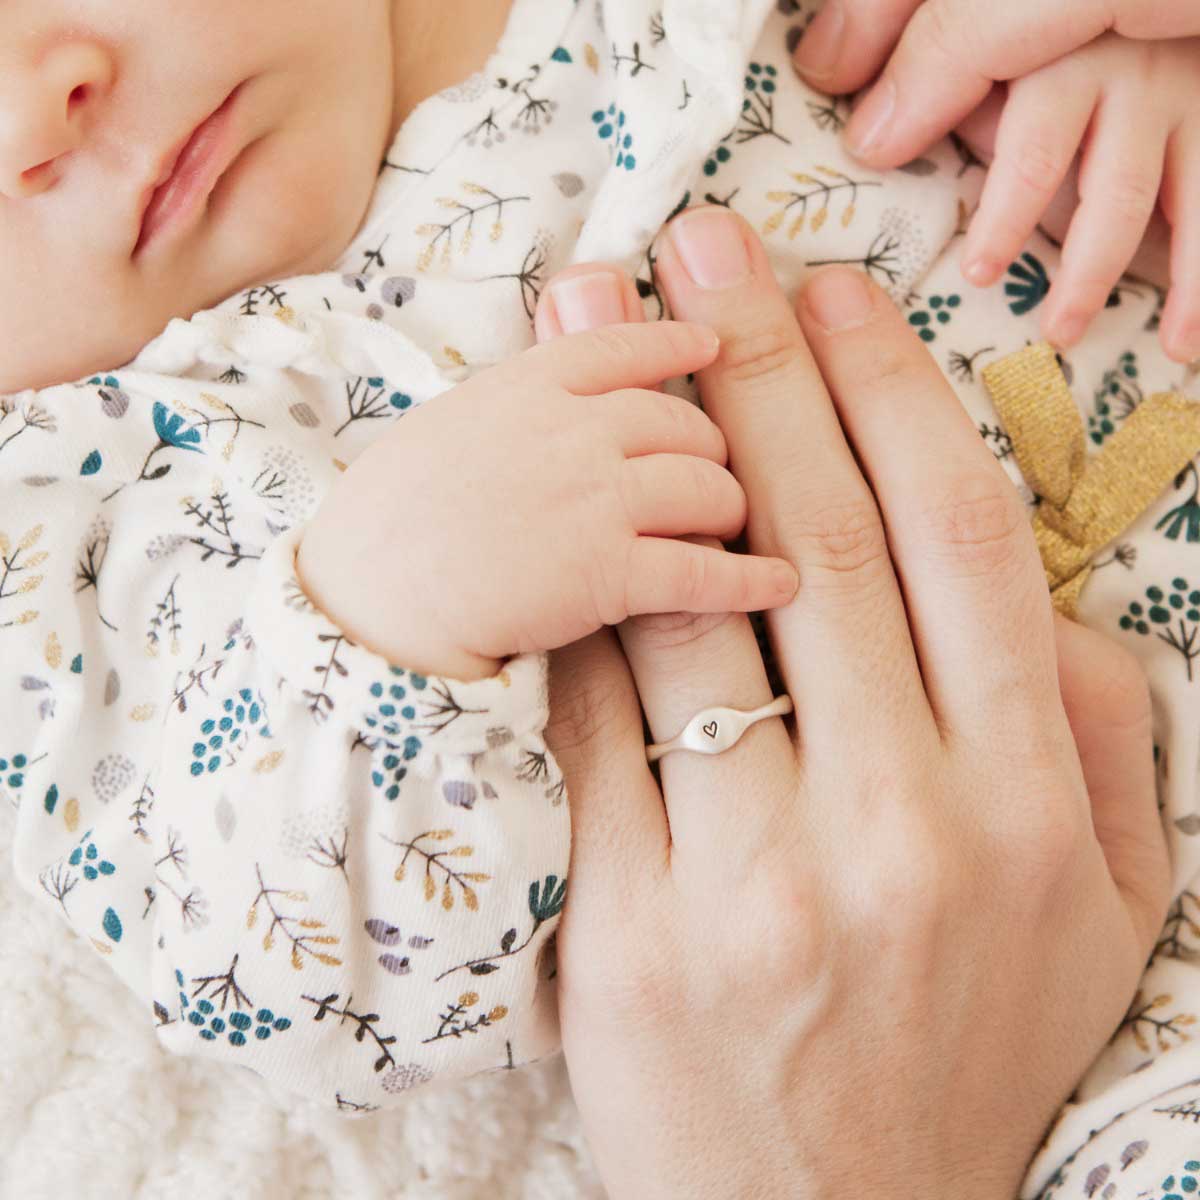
[2,3,1199,1183]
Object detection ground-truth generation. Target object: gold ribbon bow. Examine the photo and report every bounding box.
[981,342,1200,619]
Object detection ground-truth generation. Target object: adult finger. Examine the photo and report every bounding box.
[535,263,797,863]
[1054,614,1170,957]
[840,0,1200,170]
[792,0,922,95]
[652,207,932,750]
[544,632,669,895]
[794,266,1061,744]
[960,66,1098,289]
[1042,91,1168,350]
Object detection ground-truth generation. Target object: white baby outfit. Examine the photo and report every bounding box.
[4,0,1200,1191]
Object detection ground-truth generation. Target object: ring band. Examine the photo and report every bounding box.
[645,695,794,763]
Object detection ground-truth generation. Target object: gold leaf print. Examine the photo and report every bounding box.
[64,796,80,832]
[315,952,342,968]
[17,611,38,625]
[24,552,48,568]
[130,704,156,722]
[44,632,61,669]
[498,669,511,688]
[424,874,436,902]
[18,525,44,552]
[442,880,454,911]
[842,203,856,228]
[394,863,406,882]
[0,532,9,556]
[490,221,503,243]
[811,207,828,234]
[762,211,786,236]
[414,224,442,237]
[291,945,303,971]
[461,182,490,196]
[790,172,819,185]
[585,43,600,72]
[766,190,793,203]
[90,937,112,956]
[437,196,466,209]
[417,244,436,273]
[444,346,467,368]
[788,214,805,240]
[430,829,454,841]
[19,575,43,594]
[333,459,348,473]
[246,905,258,929]
[463,887,479,912]
[254,750,285,774]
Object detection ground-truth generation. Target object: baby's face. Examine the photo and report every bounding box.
[0,1,395,395]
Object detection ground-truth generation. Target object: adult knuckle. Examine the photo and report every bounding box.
[792,494,890,580]
[716,320,803,388]
[858,818,955,945]
[918,477,1026,576]
[625,608,741,651]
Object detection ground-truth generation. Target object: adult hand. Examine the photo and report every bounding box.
[540,209,1170,1199]
[792,0,1200,169]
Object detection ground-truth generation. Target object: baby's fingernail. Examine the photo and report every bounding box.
[845,77,895,159]
[774,561,800,599]
[962,255,999,287]
[669,208,753,291]
[1051,312,1087,348]
[549,271,627,334]
[803,267,875,333]
[792,2,845,84]
[1170,322,1200,363]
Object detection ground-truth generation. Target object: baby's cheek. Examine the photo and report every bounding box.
[214,118,380,283]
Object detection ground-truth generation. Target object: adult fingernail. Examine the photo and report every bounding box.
[845,77,895,159]
[669,208,753,291]
[549,271,627,334]
[803,268,875,333]
[792,2,845,83]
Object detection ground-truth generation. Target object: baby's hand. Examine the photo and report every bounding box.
[296,319,799,681]
[957,34,1200,360]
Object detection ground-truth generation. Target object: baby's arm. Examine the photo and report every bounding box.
[4,315,793,1107]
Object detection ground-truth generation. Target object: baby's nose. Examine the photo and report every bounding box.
[0,39,114,199]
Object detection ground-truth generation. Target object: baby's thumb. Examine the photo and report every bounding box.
[535,265,646,342]
[1055,611,1171,957]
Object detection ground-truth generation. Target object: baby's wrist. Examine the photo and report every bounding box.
[294,526,502,683]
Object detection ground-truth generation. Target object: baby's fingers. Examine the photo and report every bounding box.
[1159,120,1200,363]
[623,539,798,617]
[622,455,747,540]
[961,69,1096,288]
[1044,93,1168,349]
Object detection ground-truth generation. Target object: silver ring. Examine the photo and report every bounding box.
[645,695,794,763]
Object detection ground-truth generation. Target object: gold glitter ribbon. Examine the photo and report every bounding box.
[981,342,1200,619]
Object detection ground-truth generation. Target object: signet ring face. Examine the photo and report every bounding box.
[645,696,794,764]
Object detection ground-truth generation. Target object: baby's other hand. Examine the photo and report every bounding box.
[956,35,1200,362]
[297,276,798,681]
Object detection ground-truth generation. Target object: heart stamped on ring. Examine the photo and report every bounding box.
[702,721,719,739]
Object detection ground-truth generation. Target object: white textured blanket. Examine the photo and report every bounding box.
[0,812,600,1200]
